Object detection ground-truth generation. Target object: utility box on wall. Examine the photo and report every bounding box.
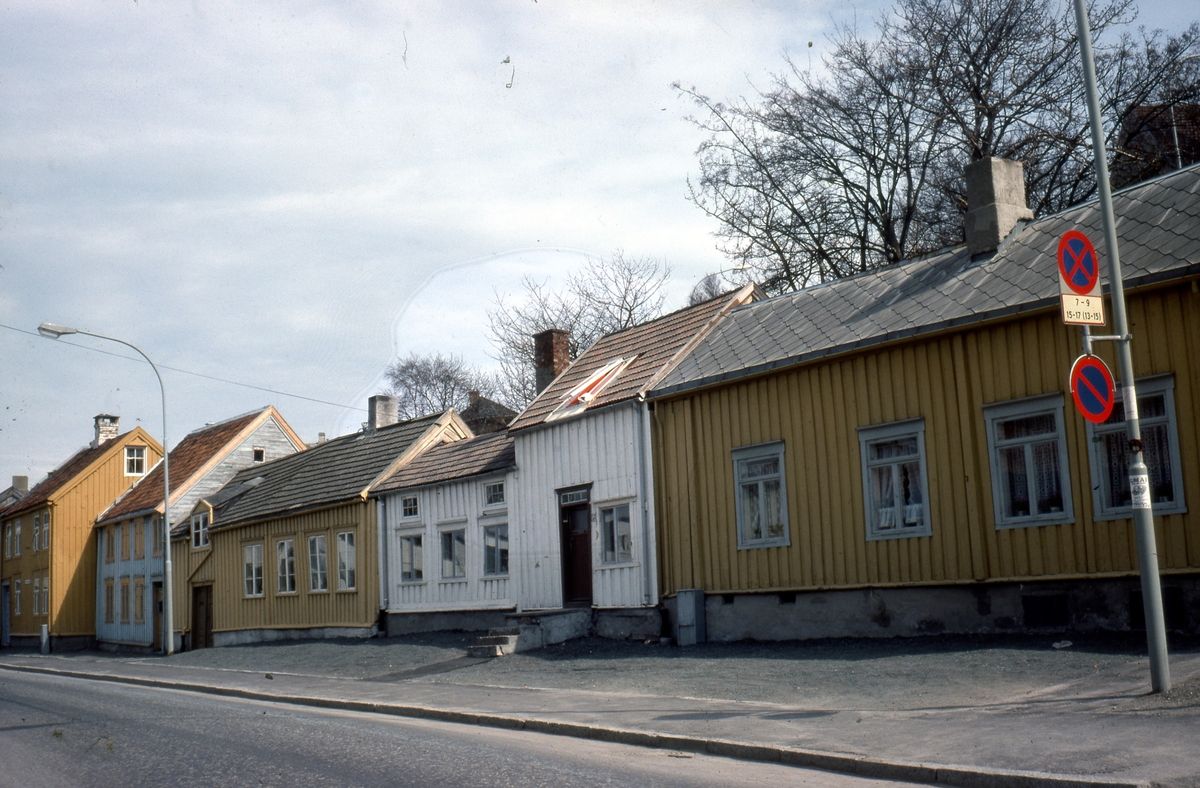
[675,588,706,646]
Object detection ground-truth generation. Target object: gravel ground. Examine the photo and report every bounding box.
[123,631,1200,712]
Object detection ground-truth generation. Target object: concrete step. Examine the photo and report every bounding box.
[466,644,504,658]
[474,635,518,647]
[489,626,521,637]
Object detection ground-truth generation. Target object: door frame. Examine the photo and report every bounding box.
[1,581,9,647]
[152,582,163,652]
[558,484,593,608]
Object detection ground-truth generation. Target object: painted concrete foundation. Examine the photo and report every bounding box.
[592,607,662,641]
[384,609,512,637]
[212,625,377,647]
[5,635,94,652]
[663,575,1200,643]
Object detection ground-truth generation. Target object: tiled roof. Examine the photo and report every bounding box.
[205,414,442,531]
[2,432,145,520]
[652,165,1200,397]
[375,431,515,492]
[97,411,262,524]
[509,286,757,431]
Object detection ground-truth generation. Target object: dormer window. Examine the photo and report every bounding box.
[191,512,210,548]
[252,447,265,463]
[546,357,634,422]
[125,446,147,476]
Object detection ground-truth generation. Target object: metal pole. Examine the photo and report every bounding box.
[1072,0,1170,692]
[74,331,175,657]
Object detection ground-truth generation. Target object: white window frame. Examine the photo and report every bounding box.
[4,523,10,558]
[32,515,40,552]
[191,512,210,548]
[440,528,467,581]
[276,538,296,594]
[33,577,40,616]
[42,512,49,551]
[482,523,508,576]
[14,519,20,556]
[125,446,147,476]
[598,501,634,564]
[1086,375,1187,520]
[252,447,266,463]
[15,577,22,616]
[858,418,933,540]
[984,393,1074,529]
[484,481,505,507]
[336,531,357,591]
[732,441,790,549]
[398,532,424,583]
[308,534,329,592]
[244,543,264,597]
[401,495,419,519]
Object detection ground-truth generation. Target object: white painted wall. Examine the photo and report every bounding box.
[511,401,657,611]
[380,472,514,613]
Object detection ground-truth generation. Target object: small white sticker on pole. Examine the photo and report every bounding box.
[1130,473,1151,510]
[1123,387,1138,421]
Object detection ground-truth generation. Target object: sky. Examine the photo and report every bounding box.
[1,0,1195,485]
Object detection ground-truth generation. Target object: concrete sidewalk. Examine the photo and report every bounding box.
[2,633,1197,788]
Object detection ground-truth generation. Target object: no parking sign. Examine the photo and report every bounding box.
[1069,354,1116,424]
[1058,230,1107,326]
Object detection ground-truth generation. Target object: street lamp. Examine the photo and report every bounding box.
[38,322,175,656]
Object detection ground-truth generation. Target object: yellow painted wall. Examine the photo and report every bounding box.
[652,282,1200,596]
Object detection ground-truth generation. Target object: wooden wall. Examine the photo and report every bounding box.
[651,282,1200,596]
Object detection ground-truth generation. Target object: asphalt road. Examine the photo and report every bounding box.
[0,670,906,788]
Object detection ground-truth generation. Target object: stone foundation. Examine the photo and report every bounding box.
[212,625,377,647]
[384,609,512,637]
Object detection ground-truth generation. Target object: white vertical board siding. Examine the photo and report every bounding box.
[512,401,656,611]
[381,473,513,613]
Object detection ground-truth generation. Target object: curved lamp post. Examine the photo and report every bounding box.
[38,322,175,656]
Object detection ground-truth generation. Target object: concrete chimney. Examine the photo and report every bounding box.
[92,414,120,448]
[964,157,1034,256]
[533,329,570,395]
[12,476,28,493]
[368,395,399,432]
[468,390,481,408]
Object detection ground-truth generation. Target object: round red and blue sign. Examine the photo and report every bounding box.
[1058,230,1101,296]
[1069,354,1116,424]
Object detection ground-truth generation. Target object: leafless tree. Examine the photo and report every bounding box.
[687,272,733,305]
[682,0,1200,295]
[382,352,500,420]
[487,251,670,408]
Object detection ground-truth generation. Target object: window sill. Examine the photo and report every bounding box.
[439,578,468,584]
[737,538,791,550]
[336,587,358,593]
[994,515,1075,530]
[1093,503,1187,521]
[482,573,510,579]
[598,561,638,570]
[244,595,265,600]
[275,591,298,596]
[866,527,932,541]
[309,589,330,594]
[399,580,426,586]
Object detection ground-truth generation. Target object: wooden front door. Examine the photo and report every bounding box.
[191,585,213,649]
[152,583,163,651]
[560,501,593,607]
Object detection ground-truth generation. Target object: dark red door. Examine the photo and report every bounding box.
[561,503,592,607]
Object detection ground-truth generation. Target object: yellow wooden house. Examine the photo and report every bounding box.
[172,401,471,647]
[648,160,1200,641]
[1,415,162,649]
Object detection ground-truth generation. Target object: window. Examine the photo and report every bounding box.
[599,504,632,563]
[244,544,264,597]
[13,577,21,616]
[43,512,50,550]
[400,535,423,583]
[732,442,789,548]
[484,482,505,506]
[125,446,146,475]
[858,419,932,540]
[134,517,145,559]
[33,515,40,552]
[104,578,113,623]
[308,534,328,592]
[337,531,356,590]
[252,447,265,463]
[483,524,508,575]
[120,577,130,623]
[402,496,419,518]
[14,519,20,556]
[1087,376,1187,519]
[120,521,131,561]
[277,539,296,593]
[42,575,49,615]
[134,578,146,623]
[105,524,115,563]
[441,529,466,579]
[191,513,209,548]
[984,394,1073,528]
[5,523,10,558]
[33,577,40,616]
[151,515,163,557]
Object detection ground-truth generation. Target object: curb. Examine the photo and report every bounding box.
[0,663,1149,788]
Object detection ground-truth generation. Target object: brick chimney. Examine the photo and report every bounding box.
[469,390,481,408]
[964,157,1034,256]
[368,395,399,432]
[533,329,570,394]
[12,476,28,493]
[92,414,120,448]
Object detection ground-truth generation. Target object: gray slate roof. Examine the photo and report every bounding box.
[652,165,1200,397]
[201,414,441,532]
[374,431,515,493]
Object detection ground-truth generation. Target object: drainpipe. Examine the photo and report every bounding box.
[636,399,658,606]
[376,498,388,613]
